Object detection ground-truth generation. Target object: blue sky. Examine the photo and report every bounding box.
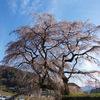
[1,0,100,86]
[1,0,100,61]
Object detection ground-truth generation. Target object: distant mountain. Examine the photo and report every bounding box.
[90,88,100,93]
[81,85,95,93]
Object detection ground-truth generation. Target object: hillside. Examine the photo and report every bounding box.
[0,65,36,90]
[68,83,84,94]
[0,65,84,94]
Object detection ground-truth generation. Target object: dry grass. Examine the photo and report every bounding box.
[0,90,54,100]
[17,96,54,100]
[0,90,16,96]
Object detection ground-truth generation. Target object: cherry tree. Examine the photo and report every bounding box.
[2,12,100,99]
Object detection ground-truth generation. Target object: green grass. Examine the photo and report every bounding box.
[64,93,100,97]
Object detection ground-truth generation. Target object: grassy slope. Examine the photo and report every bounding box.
[65,93,100,97]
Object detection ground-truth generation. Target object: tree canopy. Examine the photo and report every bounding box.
[2,12,100,100]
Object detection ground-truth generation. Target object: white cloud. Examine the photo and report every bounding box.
[21,0,30,8]
[7,0,79,16]
[20,0,43,15]
[7,0,44,15]
[80,60,100,71]
[47,0,81,14]
[7,0,18,14]
[7,0,99,24]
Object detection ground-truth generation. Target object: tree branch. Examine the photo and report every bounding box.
[64,70,100,74]
[65,46,100,62]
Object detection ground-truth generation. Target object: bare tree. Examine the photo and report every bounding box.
[2,12,100,99]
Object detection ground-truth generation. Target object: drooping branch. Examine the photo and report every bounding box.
[64,46,100,62]
[67,57,78,79]
[78,46,100,55]
[64,70,100,74]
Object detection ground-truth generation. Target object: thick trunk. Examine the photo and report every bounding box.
[55,77,69,100]
[62,79,69,95]
[55,83,69,100]
[61,77,70,100]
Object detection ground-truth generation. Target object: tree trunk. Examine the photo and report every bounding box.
[55,76,69,100]
[62,82,69,95]
[61,77,70,100]
[55,83,69,100]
